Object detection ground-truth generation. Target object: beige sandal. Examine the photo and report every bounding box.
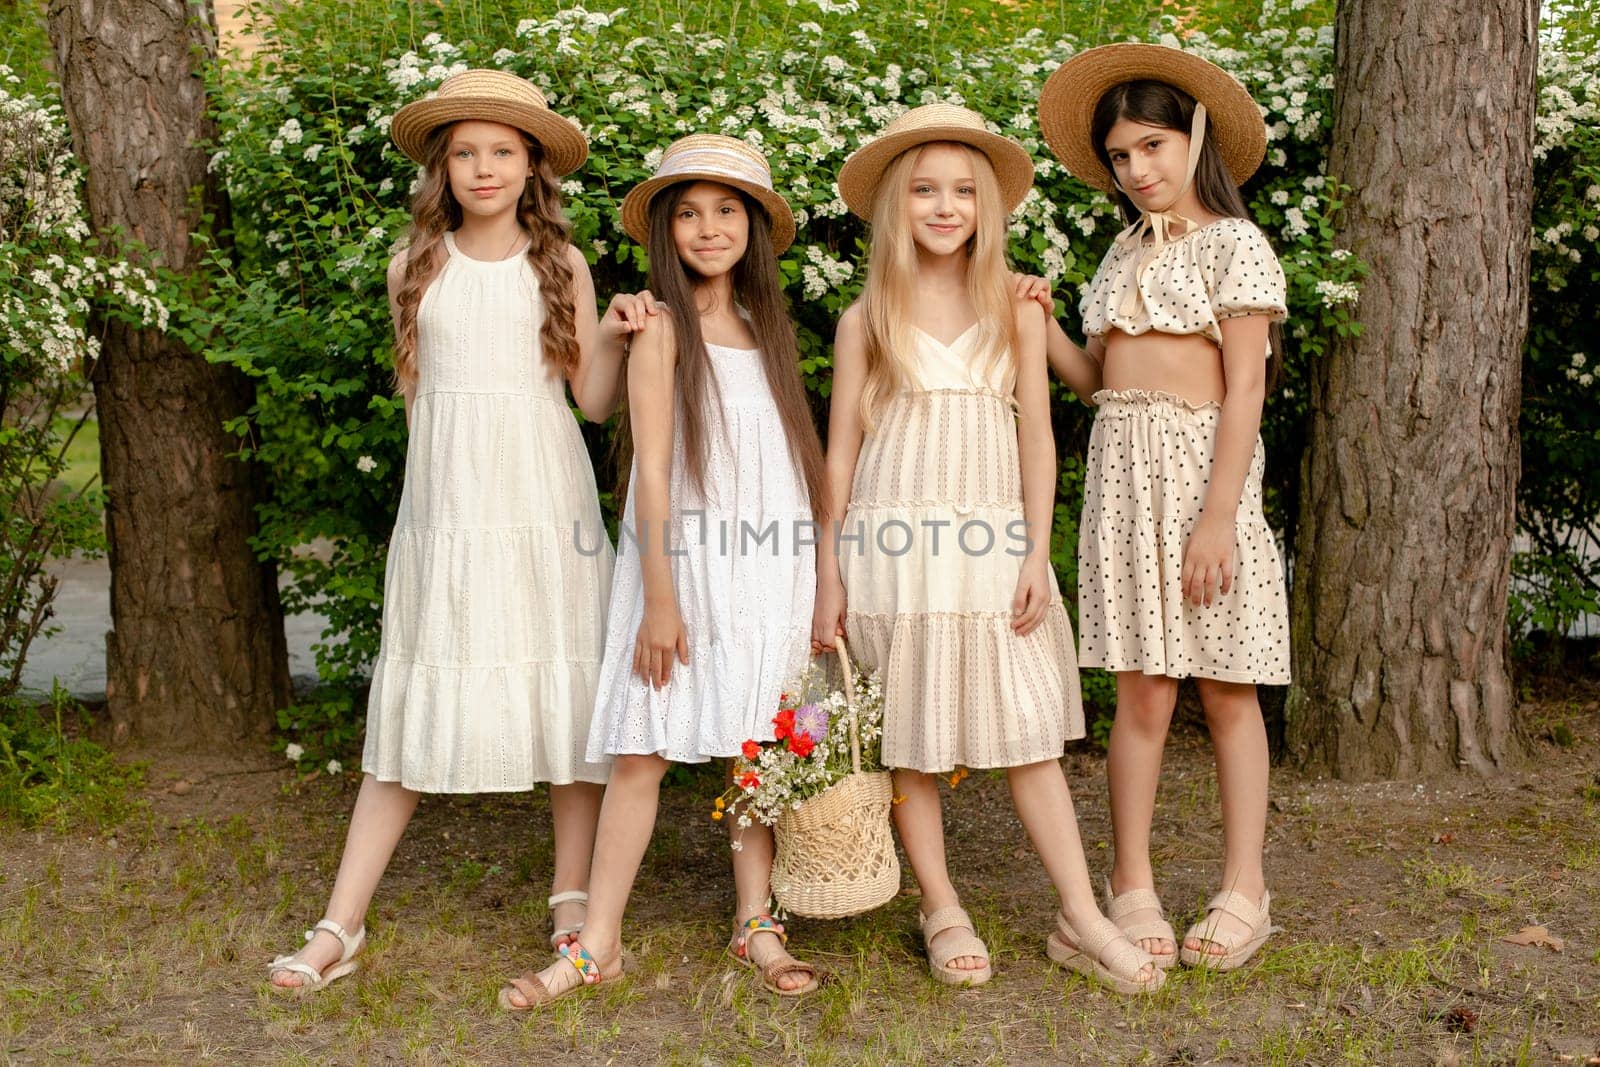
[498,939,621,1011]
[1179,889,1279,971]
[1047,912,1165,995]
[268,918,365,993]
[547,889,588,949]
[728,914,823,997]
[919,905,993,987]
[1104,880,1179,969]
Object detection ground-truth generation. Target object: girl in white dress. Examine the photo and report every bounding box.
[501,135,827,1007]
[269,70,658,992]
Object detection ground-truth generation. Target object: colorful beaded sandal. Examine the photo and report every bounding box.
[267,918,365,993]
[1047,912,1166,995]
[727,914,823,997]
[919,905,993,987]
[1179,888,1279,971]
[497,938,619,1011]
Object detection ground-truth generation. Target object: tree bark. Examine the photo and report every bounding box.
[47,0,290,745]
[1286,0,1537,778]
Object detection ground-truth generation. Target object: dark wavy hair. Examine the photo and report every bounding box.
[1092,80,1283,388]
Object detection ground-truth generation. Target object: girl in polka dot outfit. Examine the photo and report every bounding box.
[815,104,1163,995]
[1027,45,1291,972]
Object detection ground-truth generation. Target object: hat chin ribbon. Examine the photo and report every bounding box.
[1112,102,1208,320]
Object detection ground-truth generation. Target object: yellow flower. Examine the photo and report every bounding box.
[714,797,726,810]
[891,794,906,805]
[711,810,724,821]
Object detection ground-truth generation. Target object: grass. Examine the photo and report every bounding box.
[48,413,100,500]
[1,703,1597,1064]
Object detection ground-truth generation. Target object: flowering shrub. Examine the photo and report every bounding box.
[1,67,164,703]
[185,0,1600,759]
[712,656,885,839]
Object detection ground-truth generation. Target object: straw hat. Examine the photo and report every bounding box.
[1037,43,1266,194]
[391,69,588,174]
[837,103,1035,221]
[619,134,796,253]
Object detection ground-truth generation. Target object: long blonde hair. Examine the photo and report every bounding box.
[858,142,1019,430]
[392,124,578,388]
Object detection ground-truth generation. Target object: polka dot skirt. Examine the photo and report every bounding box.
[1077,389,1290,685]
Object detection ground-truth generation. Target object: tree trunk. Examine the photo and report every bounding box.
[47,0,290,745]
[1285,0,1537,778]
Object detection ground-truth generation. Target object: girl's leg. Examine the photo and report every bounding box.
[1185,678,1269,954]
[507,754,669,1003]
[893,768,984,972]
[548,781,604,945]
[1105,672,1180,957]
[728,820,817,992]
[271,774,421,987]
[1006,758,1160,986]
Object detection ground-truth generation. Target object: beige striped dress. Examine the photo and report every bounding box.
[840,325,1083,773]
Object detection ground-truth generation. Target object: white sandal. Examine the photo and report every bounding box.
[1104,879,1179,969]
[919,905,993,987]
[268,918,364,992]
[1047,913,1165,995]
[548,889,588,949]
[1179,889,1280,971]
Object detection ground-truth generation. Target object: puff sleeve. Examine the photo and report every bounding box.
[1206,219,1288,326]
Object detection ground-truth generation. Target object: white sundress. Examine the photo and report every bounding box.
[362,232,615,791]
[587,342,815,763]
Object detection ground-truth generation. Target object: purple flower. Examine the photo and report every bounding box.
[794,703,829,742]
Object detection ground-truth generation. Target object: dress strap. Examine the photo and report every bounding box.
[1111,103,1209,320]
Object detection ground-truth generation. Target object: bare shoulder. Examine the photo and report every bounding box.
[1011,292,1046,332]
[563,242,591,273]
[836,300,865,340]
[633,308,678,358]
[386,247,411,297]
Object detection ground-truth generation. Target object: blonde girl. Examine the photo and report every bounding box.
[500,136,827,1007]
[1029,44,1292,971]
[269,71,657,991]
[812,104,1162,994]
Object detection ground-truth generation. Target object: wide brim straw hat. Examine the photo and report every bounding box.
[620,134,796,253]
[391,69,589,174]
[1037,43,1266,194]
[837,102,1035,221]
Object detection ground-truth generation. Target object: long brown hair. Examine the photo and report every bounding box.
[1091,80,1284,387]
[636,182,826,517]
[392,123,578,388]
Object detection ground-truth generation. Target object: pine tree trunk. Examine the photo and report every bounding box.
[47,0,290,745]
[1285,0,1538,778]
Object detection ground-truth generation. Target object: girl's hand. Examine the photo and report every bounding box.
[633,599,689,688]
[1011,272,1055,317]
[1181,514,1236,607]
[601,290,663,344]
[810,579,847,653]
[1009,555,1053,636]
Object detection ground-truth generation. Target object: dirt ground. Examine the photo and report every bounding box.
[2,679,1598,1065]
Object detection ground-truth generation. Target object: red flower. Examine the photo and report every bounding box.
[741,739,761,761]
[773,708,796,741]
[788,732,816,758]
[738,770,761,791]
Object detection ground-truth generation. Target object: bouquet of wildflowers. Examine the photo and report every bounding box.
[713,655,885,836]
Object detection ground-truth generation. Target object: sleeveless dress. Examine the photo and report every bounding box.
[362,232,615,791]
[587,342,815,763]
[841,326,1083,773]
[1076,217,1291,684]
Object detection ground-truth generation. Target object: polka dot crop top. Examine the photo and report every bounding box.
[1079,216,1288,355]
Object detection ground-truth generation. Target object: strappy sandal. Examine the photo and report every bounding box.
[727,914,823,997]
[1104,879,1179,969]
[497,938,620,1011]
[1179,888,1279,971]
[919,905,993,987]
[548,889,588,949]
[1047,912,1165,995]
[268,918,365,993]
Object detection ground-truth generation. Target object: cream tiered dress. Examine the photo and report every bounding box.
[362,232,614,791]
[587,342,815,763]
[841,326,1083,773]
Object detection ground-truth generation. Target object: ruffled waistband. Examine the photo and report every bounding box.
[1091,388,1221,425]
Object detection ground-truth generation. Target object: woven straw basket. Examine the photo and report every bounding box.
[770,638,901,919]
